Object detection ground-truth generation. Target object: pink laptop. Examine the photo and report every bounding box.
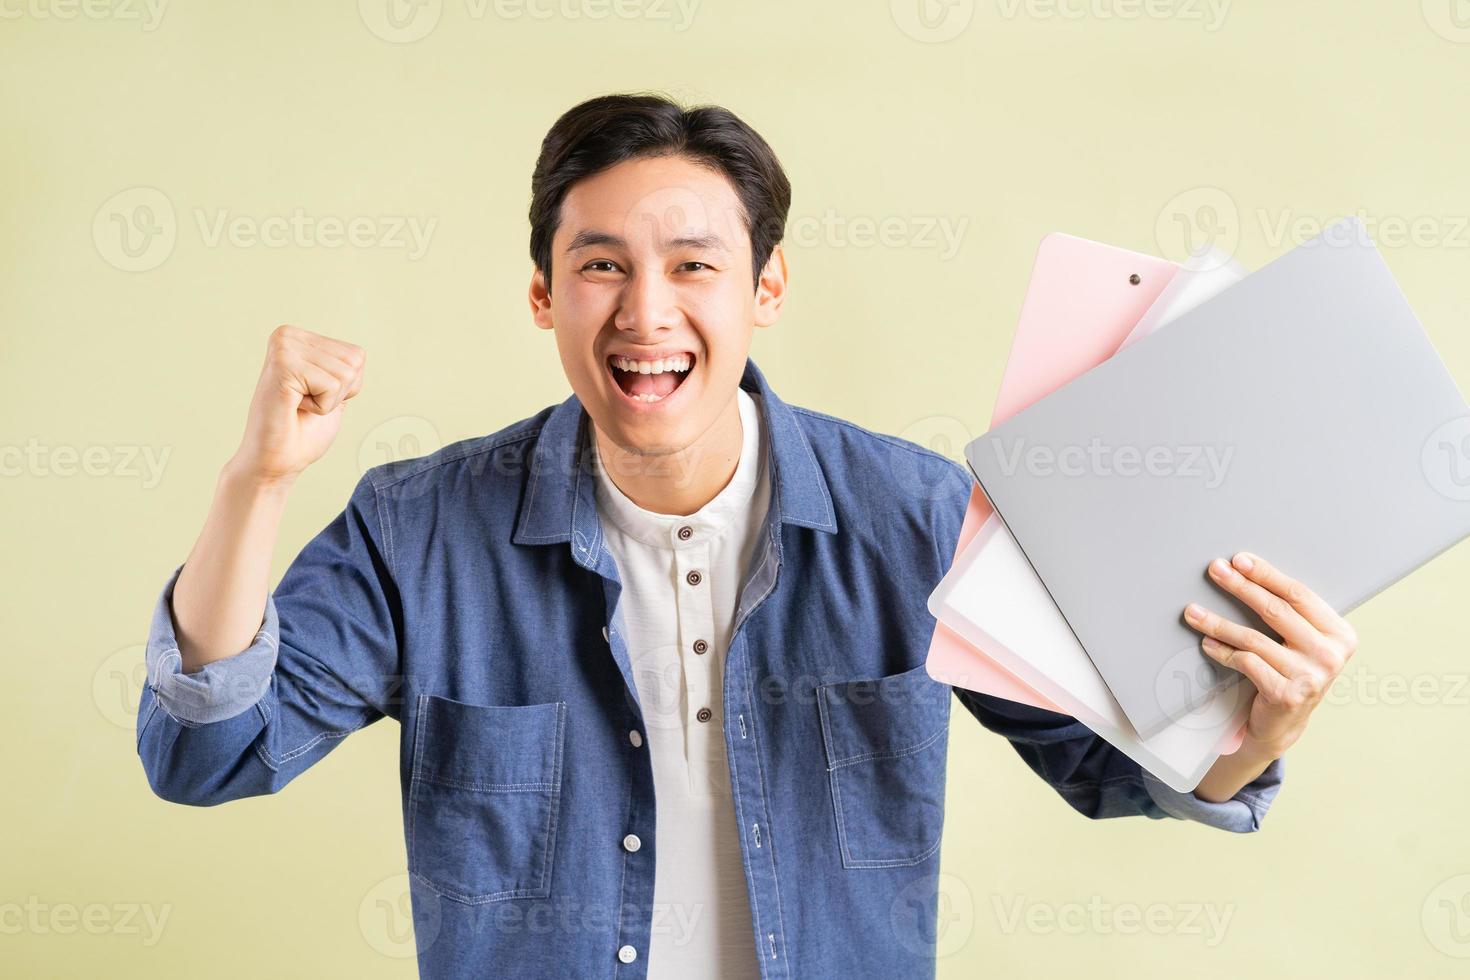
[926,234,1250,777]
[926,232,1176,709]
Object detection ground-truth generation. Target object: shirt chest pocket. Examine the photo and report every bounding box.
[407,694,567,905]
[816,663,950,869]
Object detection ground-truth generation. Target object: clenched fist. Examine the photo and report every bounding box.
[230,324,366,486]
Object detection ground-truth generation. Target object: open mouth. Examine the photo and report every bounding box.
[607,352,696,405]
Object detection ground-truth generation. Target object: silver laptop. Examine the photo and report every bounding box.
[964,216,1470,739]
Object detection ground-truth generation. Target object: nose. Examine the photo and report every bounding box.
[613,268,680,338]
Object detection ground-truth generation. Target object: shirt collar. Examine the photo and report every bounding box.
[512,356,838,568]
[590,385,765,549]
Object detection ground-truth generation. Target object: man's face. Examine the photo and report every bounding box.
[530,154,785,459]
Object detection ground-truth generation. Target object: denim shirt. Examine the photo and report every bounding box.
[136,356,1284,979]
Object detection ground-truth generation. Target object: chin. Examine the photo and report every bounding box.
[596,414,693,458]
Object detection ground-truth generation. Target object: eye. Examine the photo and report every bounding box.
[583,260,621,273]
[679,261,711,272]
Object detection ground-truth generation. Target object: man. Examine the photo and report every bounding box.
[136,93,1356,978]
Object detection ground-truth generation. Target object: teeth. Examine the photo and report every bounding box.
[613,355,691,375]
[630,392,665,402]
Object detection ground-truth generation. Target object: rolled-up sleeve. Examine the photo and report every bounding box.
[1141,755,1284,833]
[143,562,280,726]
[953,688,1283,833]
[135,471,402,806]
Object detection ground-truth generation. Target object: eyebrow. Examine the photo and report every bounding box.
[564,229,730,255]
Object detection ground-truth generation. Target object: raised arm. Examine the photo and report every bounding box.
[136,325,399,806]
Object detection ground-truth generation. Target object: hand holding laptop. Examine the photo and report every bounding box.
[1184,551,1358,765]
[934,216,1469,795]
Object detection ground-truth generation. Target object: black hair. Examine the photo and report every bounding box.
[529,92,791,293]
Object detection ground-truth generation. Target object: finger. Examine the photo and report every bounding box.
[1231,552,1346,639]
[1184,602,1303,678]
[342,359,365,402]
[284,358,347,415]
[1207,557,1318,650]
[1200,637,1290,703]
[300,345,364,403]
[273,325,365,390]
[301,332,367,375]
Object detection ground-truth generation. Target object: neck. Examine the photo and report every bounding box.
[593,391,745,516]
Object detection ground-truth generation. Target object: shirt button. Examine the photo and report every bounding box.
[677,525,693,540]
[686,569,702,586]
[692,638,708,655]
[628,729,643,748]
[696,707,712,723]
[617,944,637,964]
[622,833,641,853]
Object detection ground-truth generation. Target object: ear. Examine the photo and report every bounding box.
[753,243,788,329]
[529,266,554,331]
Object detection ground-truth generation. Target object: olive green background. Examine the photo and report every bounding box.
[5,1,1470,975]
